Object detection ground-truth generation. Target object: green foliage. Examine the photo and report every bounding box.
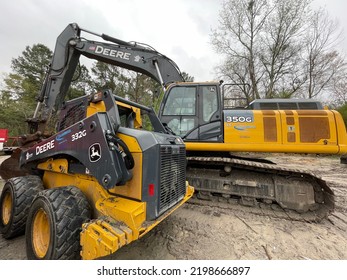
[89,61,162,108]
[11,44,52,83]
[67,64,93,100]
[0,72,42,135]
[0,87,26,136]
[0,44,52,135]
[182,72,194,82]
[0,45,92,135]
[90,61,124,93]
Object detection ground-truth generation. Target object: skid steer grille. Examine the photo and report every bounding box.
[158,145,186,214]
[58,102,86,131]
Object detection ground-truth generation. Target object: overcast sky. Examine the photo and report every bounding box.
[0,0,346,83]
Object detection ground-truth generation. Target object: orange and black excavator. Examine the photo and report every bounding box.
[157,80,347,220]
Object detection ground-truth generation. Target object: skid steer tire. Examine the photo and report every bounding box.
[0,176,44,239]
[25,186,91,260]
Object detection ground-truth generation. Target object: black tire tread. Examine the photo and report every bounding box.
[26,186,91,260]
[0,175,44,239]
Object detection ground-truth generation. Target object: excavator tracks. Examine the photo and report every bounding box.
[186,157,335,222]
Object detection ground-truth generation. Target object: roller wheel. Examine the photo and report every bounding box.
[25,186,91,260]
[0,176,44,239]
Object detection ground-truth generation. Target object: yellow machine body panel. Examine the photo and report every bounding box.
[80,183,193,260]
[107,133,143,201]
[186,109,347,154]
[87,99,107,116]
[37,157,194,260]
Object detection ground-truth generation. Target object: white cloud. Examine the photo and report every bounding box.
[83,0,223,80]
[0,0,223,81]
[0,0,346,84]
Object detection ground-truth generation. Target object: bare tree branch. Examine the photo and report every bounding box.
[210,0,345,102]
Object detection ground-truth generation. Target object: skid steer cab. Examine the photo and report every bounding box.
[0,90,194,260]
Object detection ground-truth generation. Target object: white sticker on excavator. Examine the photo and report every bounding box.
[224,111,254,123]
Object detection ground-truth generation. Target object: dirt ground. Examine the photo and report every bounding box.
[0,153,346,260]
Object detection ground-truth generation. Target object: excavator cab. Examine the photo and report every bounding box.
[159,82,223,142]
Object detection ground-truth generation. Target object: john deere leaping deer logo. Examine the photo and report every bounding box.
[89,143,101,162]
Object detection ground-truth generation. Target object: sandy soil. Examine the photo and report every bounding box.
[0,154,346,260]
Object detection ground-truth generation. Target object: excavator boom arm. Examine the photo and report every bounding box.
[35,23,184,131]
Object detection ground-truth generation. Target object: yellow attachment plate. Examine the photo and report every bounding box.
[80,219,133,260]
[96,196,146,237]
[81,183,194,260]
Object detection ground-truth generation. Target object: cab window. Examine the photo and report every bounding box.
[162,87,196,115]
[202,86,218,122]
